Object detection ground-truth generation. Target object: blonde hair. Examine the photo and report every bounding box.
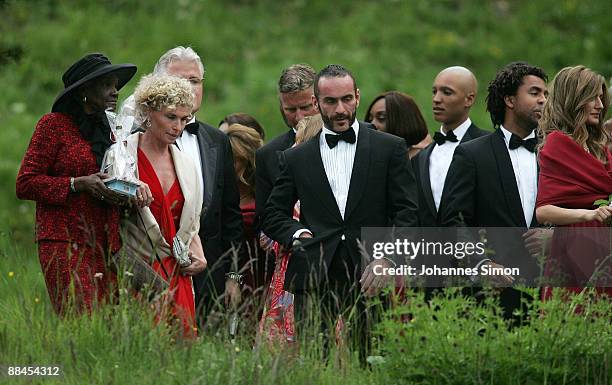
[223,124,263,197]
[295,114,323,145]
[133,73,194,126]
[539,65,609,161]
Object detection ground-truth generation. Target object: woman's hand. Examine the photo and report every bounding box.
[133,182,154,208]
[584,206,612,223]
[537,204,612,226]
[74,172,129,206]
[180,234,206,276]
[180,251,207,276]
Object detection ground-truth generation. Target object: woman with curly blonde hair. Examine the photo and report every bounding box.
[536,65,612,299]
[122,73,207,336]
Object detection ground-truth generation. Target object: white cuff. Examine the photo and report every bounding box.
[471,258,491,282]
[382,257,396,267]
[293,229,313,239]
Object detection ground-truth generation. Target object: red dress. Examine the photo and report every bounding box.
[138,149,196,337]
[16,113,121,314]
[536,131,612,299]
[257,203,300,345]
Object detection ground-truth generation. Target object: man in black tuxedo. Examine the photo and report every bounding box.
[255,64,318,225]
[262,65,418,349]
[439,62,549,320]
[412,66,487,227]
[154,47,244,321]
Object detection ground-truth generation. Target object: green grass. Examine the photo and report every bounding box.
[1,230,610,384]
[373,289,611,385]
[0,231,376,385]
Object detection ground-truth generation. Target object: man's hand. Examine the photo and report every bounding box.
[523,228,553,257]
[359,258,394,298]
[291,231,313,253]
[481,261,514,287]
[224,279,242,309]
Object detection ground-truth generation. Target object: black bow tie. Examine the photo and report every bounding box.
[184,121,199,135]
[433,130,458,146]
[509,134,537,152]
[325,127,356,149]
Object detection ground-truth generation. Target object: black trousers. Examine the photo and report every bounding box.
[293,242,376,361]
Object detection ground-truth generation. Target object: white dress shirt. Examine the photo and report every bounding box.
[293,120,360,240]
[500,126,538,227]
[319,120,360,219]
[174,117,204,195]
[429,118,471,210]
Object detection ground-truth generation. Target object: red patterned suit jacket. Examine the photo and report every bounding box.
[16,113,121,252]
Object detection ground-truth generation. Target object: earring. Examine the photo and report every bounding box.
[82,96,87,104]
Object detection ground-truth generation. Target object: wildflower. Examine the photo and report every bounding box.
[8,271,14,278]
[234,346,240,352]
[35,297,40,303]
[94,272,103,279]
[124,271,134,277]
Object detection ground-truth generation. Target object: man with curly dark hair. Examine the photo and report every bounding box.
[439,62,548,321]
[485,62,548,131]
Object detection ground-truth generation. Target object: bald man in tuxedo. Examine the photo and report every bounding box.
[413,66,487,227]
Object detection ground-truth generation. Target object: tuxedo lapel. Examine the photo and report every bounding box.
[420,143,437,217]
[491,129,527,227]
[195,121,217,211]
[303,133,343,221]
[344,122,371,220]
[531,140,541,228]
[280,129,296,150]
[461,123,478,143]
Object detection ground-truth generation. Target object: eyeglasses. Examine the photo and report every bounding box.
[187,77,204,86]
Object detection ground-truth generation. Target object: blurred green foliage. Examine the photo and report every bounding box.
[1,0,611,241]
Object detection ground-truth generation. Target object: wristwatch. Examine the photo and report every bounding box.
[225,272,244,285]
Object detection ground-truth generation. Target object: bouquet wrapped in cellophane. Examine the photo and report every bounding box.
[101,103,139,197]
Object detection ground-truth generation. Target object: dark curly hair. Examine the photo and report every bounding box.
[486,62,547,128]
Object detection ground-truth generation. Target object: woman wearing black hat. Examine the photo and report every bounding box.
[16,53,148,315]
